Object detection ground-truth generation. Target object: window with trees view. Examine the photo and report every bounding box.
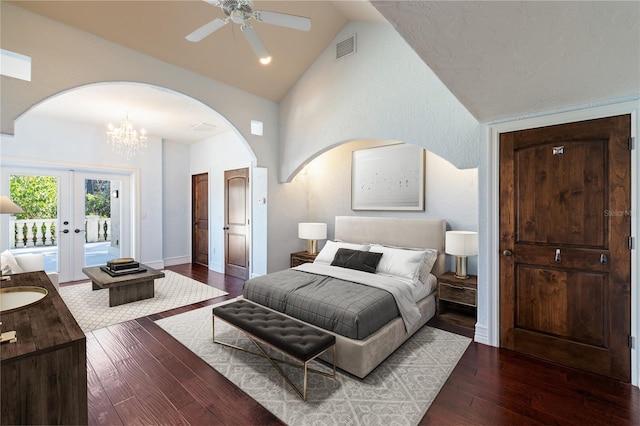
[9,176,112,219]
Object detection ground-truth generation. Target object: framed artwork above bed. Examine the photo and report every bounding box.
[351,143,425,211]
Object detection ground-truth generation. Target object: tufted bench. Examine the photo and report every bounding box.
[212,299,336,400]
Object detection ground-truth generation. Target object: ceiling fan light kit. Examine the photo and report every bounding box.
[186,0,311,65]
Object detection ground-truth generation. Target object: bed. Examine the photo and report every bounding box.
[243,216,446,378]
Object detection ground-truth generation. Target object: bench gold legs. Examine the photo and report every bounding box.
[212,315,337,401]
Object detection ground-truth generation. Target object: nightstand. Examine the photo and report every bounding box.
[290,251,317,267]
[437,272,477,327]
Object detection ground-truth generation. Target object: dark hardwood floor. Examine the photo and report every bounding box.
[84,264,640,425]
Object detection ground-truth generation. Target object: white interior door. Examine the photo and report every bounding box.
[3,166,132,282]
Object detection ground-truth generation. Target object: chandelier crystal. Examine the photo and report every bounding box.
[106,114,147,159]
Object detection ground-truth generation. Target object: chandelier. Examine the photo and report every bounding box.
[106,114,147,159]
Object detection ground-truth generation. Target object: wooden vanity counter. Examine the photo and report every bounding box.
[1,271,88,425]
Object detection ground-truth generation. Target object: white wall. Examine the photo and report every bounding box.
[296,139,478,274]
[0,114,164,267]
[278,22,482,182]
[162,140,191,265]
[271,21,484,272]
[251,167,268,277]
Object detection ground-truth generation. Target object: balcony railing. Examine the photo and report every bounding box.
[9,216,111,248]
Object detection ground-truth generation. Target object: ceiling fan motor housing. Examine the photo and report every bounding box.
[187,0,311,63]
[222,0,254,24]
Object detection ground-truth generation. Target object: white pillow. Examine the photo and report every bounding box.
[418,249,439,284]
[369,244,429,284]
[314,240,370,264]
[1,250,23,275]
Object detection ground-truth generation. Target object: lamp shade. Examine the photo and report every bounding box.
[445,231,478,256]
[298,223,327,240]
[0,196,24,214]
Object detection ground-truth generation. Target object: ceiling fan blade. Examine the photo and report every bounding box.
[186,18,229,42]
[241,24,272,64]
[254,10,312,32]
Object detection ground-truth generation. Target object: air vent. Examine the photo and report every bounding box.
[336,34,356,60]
[191,122,217,132]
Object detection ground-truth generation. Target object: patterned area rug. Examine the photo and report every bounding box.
[156,303,471,426]
[59,270,228,332]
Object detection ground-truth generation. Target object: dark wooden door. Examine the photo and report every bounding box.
[192,173,208,266]
[499,115,632,381]
[224,168,250,280]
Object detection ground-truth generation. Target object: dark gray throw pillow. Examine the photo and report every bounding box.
[331,248,383,273]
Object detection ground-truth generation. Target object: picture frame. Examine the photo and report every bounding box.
[351,144,425,211]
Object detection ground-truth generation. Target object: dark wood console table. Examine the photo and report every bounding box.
[1,271,88,425]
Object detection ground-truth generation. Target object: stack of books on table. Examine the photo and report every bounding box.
[100,258,146,276]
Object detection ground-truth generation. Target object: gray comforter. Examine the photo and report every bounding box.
[243,264,414,340]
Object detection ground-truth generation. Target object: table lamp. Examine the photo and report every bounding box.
[298,223,327,255]
[445,230,478,279]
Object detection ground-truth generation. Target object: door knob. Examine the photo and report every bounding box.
[555,249,561,263]
[503,250,512,256]
[222,226,229,230]
[74,229,85,234]
[61,229,69,234]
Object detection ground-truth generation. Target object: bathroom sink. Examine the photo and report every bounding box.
[0,286,48,313]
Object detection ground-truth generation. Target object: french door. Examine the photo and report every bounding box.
[3,167,132,282]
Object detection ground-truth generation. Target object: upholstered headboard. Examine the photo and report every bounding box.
[334,216,447,276]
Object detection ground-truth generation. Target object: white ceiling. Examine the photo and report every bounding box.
[10,1,640,144]
[27,83,235,143]
[372,1,640,122]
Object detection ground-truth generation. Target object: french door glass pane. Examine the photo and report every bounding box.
[9,174,59,273]
[83,179,119,267]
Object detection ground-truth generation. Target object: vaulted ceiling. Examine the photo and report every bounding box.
[10,0,383,102]
[372,1,640,122]
[7,0,639,142]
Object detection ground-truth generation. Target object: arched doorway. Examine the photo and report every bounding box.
[1,82,265,281]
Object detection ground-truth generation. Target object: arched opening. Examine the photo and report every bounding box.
[291,138,478,273]
[0,82,266,281]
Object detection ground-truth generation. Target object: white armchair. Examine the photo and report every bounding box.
[11,253,59,289]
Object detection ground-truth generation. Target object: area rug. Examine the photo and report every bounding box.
[156,303,471,426]
[59,270,228,332]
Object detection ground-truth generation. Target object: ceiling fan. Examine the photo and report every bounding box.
[186,0,312,65]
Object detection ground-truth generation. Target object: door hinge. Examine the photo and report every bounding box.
[630,335,635,349]
[630,236,635,250]
[630,137,635,150]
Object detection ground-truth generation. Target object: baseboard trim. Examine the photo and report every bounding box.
[143,260,165,270]
[474,323,490,345]
[163,256,191,267]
